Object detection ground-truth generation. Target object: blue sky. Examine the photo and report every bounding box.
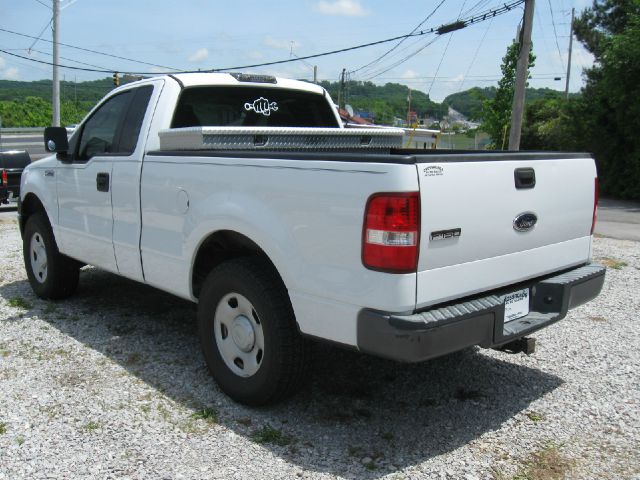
[1,0,595,102]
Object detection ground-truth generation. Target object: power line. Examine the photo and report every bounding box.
[0,27,181,71]
[26,48,112,70]
[359,34,435,79]
[365,37,441,80]
[427,0,470,96]
[0,49,116,73]
[1,31,444,75]
[358,0,523,82]
[214,32,443,72]
[460,0,492,18]
[435,0,523,32]
[547,0,564,64]
[27,19,53,53]
[350,0,447,75]
[0,1,524,76]
[457,0,468,19]
[457,16,494,93]
[32,0,51,8]
[428,33,454,96]
[374,72,564,80]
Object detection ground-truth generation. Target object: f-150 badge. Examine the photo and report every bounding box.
[245,97,279,117]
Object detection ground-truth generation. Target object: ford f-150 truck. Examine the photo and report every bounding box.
[19,73,605,405]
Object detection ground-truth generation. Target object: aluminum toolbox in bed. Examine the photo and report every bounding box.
[158,126,404,152]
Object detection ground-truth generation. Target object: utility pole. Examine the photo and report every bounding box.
[508,0,535,150]
[52,0,60,127]
[339,68,346,110]
[565,7,575,99]
[313,65,318,83]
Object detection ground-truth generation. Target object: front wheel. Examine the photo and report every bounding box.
[197,257,311,405]
[23,212,79,300]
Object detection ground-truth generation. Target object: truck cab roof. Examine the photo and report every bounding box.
[166,72,326,95]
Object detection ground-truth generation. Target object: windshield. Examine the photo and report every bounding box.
[171,86,339,129]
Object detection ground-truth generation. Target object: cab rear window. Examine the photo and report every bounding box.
[171,86,339,129]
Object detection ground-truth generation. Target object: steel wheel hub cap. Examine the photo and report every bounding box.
[214,292,265,378]
[30,232,48,283]
[231,316,255,352]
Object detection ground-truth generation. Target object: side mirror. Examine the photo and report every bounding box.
[44,127,69,154]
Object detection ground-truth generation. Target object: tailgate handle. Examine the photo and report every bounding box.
[514,168,536,189]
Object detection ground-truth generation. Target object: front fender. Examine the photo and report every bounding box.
[20,156,59,235]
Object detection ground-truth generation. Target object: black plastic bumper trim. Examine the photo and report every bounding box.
[357,263,606,363]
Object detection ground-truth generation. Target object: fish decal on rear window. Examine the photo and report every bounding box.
[244,97,279,117]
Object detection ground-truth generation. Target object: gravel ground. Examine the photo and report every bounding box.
[0,217,638,480]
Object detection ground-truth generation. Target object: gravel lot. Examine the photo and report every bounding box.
[0,217,638,480]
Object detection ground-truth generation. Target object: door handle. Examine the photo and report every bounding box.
[96,172,110,192]
[514,168,536,189]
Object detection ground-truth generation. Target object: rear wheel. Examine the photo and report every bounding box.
[23,212,79,299]
[197,257,310,405]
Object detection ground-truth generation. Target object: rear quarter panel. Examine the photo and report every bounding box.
[140,155,419,344]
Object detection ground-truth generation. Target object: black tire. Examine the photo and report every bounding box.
[197,257,311,405]
[23,212,80,300]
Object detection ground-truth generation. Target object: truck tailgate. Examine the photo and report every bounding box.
[415,154,597,309]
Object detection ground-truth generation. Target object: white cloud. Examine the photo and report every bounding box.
[3,67,19,80]
[313,0,368,16]
[402,69,419,80]
[0,56,19,80]
[246,51,265,60]
[264,37,302,51]
[188,48,209,63]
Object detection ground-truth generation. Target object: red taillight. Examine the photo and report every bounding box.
[591,177,599,235]
[362,192,420,273]
[1,169,6,186]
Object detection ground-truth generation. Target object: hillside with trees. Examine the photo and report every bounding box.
[0,78,113,127]
[443,86,575,120]
[319,80,447,124]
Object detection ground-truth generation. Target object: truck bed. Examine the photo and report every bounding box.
[148,148,591,163]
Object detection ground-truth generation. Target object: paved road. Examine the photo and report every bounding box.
[596,198,640,241]
[0,132,49,160]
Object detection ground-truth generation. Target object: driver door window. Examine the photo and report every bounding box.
[77,91,132,161]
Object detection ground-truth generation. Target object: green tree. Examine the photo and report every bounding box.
[520,97,584,151]
[0,97,89,127]
[572,0,640,199]
[480,41,535,149]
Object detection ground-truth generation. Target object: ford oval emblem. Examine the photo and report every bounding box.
[513,212,538,232]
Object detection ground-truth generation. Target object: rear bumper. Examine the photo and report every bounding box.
[357,263,606,362]
[0,182,20,203]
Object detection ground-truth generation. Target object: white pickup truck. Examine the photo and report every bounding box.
[19,73,605,405]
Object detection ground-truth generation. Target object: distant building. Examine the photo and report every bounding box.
[355,110,376,122]
[337,108,374,126]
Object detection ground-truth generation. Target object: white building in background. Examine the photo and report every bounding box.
[401,127,440,149]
